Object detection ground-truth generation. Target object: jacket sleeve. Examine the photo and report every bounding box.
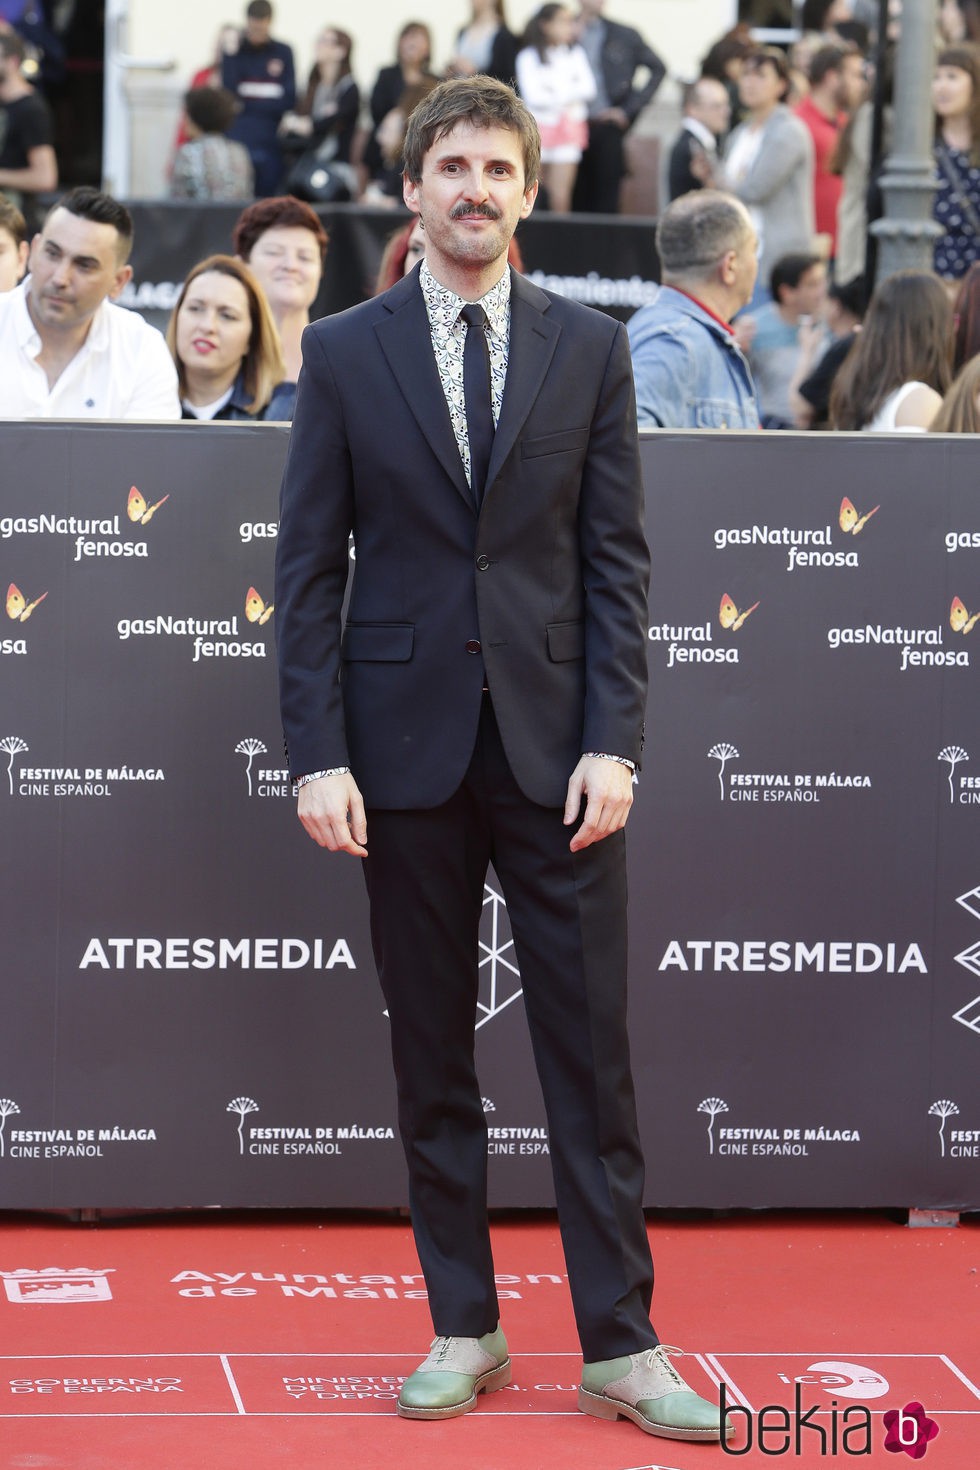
[274,325,355,779]
[577,322,650,764]
[616,28,666,123]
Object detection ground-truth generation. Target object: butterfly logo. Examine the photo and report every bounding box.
[6,582,47,622]
[245,586,275,625]
[839,496,879,535]
[126,486,170,525]
[950,596,980,634]
[719,593,759,631]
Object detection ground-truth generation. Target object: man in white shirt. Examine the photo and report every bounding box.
[0,187,180,420]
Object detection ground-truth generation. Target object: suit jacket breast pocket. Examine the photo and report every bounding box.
[521,428,590,459]
[341,622,415,661]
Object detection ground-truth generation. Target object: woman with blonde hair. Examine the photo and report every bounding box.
[829,270,953,430]
[166,254,294,420]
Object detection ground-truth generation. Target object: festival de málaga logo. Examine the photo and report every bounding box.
[1,733,164,800]
[225,1094,392,1158]
[706,740,871,804]
[935,744,980,807]
[234,737,290,797]
[696,1097,862,1159]
[929,1098,980,1159]
[0,1098,21,1157]
[1,738,28,795]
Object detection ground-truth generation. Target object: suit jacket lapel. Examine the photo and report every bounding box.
[487,270,561,492]
[374,273,472,508]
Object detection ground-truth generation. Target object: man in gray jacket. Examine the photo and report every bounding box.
[628,190,760,429]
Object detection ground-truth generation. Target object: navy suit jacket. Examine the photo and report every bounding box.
[275,265,649,810]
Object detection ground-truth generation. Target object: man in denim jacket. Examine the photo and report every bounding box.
[627,190,760,429]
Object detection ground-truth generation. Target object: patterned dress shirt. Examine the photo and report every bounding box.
[419,258,510,490]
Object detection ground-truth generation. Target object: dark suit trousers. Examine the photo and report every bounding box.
[362,693,657,1361]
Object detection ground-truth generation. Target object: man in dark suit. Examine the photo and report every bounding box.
[275,75,729,1446]
[668,76,732,201]
[573,0,666,213]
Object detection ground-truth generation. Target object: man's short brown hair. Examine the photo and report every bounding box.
[401,75,540,188]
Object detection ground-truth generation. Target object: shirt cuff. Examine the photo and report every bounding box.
[583,752,636,771]
[293,767,350,795]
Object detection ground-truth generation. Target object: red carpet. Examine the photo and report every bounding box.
[0,1210,976,1468]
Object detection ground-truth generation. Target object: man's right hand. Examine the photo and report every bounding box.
[297,773,368,857]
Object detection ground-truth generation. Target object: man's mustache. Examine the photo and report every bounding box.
[449,202,502,221]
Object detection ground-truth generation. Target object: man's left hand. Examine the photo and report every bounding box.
[596,106,629,130]
[564,756,634,852]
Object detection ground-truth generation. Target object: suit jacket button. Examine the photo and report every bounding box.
[476,554,490,571]
[465,639,482,654]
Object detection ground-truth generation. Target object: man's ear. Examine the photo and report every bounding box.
[108,262,133,301]
[719,248,737,286]
[403,173,420,215]
[520,180,539,219]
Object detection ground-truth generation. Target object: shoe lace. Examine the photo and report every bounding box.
[637,1344,685,1388]
[431,1336,458,1364]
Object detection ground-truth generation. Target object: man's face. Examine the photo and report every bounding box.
[790,262,828,320]
[244,16,272,46]
[0,226,28,292]
[690,79,731,135]
[839,54,867,112]
[27,207,131,333]
[403,122,537,278]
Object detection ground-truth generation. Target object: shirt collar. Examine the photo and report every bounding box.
[683,116,718,152]
[670,285,736,336]
[419,258,511,337]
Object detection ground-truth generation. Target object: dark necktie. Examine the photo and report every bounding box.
[460,302,494,507]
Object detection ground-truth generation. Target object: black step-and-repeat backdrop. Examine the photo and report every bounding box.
[1,424,978,1212]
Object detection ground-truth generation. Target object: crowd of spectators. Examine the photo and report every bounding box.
[4,2,980,436]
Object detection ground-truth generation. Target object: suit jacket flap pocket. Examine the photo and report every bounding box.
[521,428,590,459]
[546,619,585,662]
[342,622,415,661]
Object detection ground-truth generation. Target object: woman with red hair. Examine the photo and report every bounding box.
[233,195,328,381]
